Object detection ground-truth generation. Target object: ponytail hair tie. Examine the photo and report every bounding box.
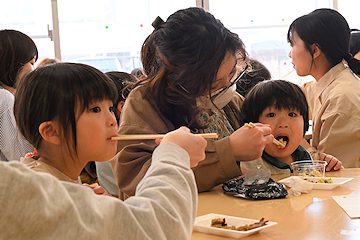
[344,52,354,62]
[152,16,165,30]
[344,52,360,75]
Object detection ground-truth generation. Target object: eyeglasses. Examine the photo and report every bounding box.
[210,64,249,100]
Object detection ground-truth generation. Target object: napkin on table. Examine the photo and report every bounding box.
[289,176,313,197]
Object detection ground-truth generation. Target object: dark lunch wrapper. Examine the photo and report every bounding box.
[222,178,288,200]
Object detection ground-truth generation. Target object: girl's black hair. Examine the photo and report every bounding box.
[0,29,38,88]
[14,63,118,157]
[287,8,360,75]
[241,80,309,135]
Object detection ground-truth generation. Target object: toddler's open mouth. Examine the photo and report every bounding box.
[275,136,289,148]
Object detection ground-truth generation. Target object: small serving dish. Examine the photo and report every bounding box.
[193,213,277,238]
[278,176,354,190]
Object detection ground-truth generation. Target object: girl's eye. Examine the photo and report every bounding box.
[266,112,275,117]
[109,106,115,113]
[289,112,297,117]
[90,107,101,113]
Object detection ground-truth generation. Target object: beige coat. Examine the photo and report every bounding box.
[303,63,360,167]
[111,86,244,199]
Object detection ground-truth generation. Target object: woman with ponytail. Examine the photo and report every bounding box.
[111,7,274,199]
[288,8,360,167]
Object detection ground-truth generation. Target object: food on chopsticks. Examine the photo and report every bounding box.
[244,122,286,148]
[244,122,256,128]
[303,177,333,184]
[275,138,287,148]
[211,217,268,231]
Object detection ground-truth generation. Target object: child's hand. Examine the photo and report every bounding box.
[155,127,207,167]
[83,183,109,195]
[319,153,342,171]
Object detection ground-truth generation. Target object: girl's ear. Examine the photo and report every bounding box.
[39,121,61,145]
[117,101,125,114]
[312,43,322,59]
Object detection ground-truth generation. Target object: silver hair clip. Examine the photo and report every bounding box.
[178,83,190,93]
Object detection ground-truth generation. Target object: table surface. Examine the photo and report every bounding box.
[191,169,360,240]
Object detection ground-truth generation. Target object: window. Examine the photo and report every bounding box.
[57,0,196,73]
[208,0,333,84]
[2,0,358,80]
[337,1,360,29]
[0,0,54,61]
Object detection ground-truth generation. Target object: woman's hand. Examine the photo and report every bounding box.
[155,127,207,167]
[319,153,342,171]
[229,123,273,161]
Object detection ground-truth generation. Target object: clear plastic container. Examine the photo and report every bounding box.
[291,160,327,178]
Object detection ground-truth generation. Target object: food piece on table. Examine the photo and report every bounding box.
[236,218,269,231]
[211,218,236,230]
[210,217,268,231]
[211,218,226,227]
[303,177,333,183]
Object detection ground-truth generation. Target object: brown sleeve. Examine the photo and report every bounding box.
[194,136,241,192]
[110,87,174,198]
[111,143,154,198]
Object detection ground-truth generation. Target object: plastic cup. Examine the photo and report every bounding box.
[290,160,327,178]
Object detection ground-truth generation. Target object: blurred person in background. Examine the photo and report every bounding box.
[36,57,61,68]
[0,29,37,161]
[236,58,271,97]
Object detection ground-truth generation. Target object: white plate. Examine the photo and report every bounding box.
[193,213,277,238]
[278,176,354,190]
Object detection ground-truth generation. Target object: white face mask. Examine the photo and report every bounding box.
[196,71,238,110]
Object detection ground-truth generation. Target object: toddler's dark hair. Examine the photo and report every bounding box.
[241,80,309,135]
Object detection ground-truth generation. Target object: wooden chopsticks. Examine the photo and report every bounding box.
[244,122,286,148]
[111,133,218,140]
